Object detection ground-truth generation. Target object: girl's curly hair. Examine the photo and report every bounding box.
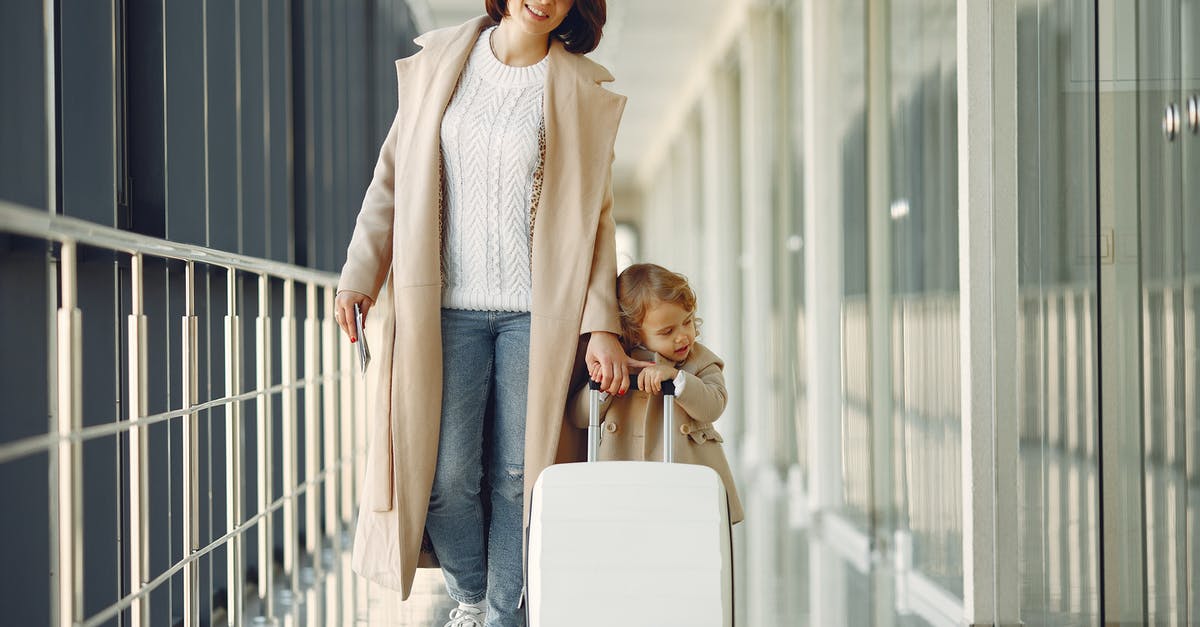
[616,263,702,346]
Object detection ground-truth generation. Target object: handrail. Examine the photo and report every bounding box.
[0,201,339,286]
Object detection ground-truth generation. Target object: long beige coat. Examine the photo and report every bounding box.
[339,16,626,599]
[565,342,745,523]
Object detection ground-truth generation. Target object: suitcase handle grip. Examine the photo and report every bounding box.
[586,373,676,463]
[588,375,676,396]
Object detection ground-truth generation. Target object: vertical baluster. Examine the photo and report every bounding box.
[322,286,338,544]
[340,325,353,528]
[182,262,199,627]
[303,283,320,566]
[55,241,83,627]
[255,273,274,619]
[225,268,244,626]
[280,279,298,602]
[129,253,150,626]
[320,286,339,621]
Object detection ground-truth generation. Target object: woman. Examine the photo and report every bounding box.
[332,2,645,625]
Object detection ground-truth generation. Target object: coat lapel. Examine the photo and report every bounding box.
[531,41,626,317]
[391,17,493,287]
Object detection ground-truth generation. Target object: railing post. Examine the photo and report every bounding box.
[303,282,320,569]
[182,262,199,627]
[255,273,275,621]
[225,267,244,626]
[340,323,354,528]
[322,286,338,546]
[55,241,82,627]
[280,279,299,602]
[128,253,150,627]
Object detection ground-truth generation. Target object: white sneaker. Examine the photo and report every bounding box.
[443,604,486,627]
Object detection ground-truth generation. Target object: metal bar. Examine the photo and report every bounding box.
[662,383,675,464]
[281,279,298,599]
[182,261,199,627]
[587,384,601,462]
[224,267,244,626]
[339,330,354,526]
[129,253,150,627]
[255,273,274,618]
[56,241,82,627]
[43,0,56,217]
[0,202,338,287]
[0,378,339,463]
[80,463,349,627]
[322,286,338,541]
[304,282,320,560]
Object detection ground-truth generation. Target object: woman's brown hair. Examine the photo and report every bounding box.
[616,263,701,346]
[484,0,606,55]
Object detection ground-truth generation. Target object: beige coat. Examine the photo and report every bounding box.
[339,16,626,599]
[566,342,745,523]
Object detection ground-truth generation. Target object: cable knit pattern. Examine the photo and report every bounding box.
[440,26,546,312]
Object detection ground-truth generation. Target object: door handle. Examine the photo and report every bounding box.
[1164,103,1181,141]
[1188,95,1199,134]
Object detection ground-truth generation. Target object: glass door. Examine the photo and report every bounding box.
[1135,0,1190,623]
[1180,0,1200,620]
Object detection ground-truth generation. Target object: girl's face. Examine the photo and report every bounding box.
[506,0,576,37]
[639,300,697,363]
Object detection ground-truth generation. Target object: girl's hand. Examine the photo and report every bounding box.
[637,364,679,395]
[334,290,374,343]
[586,332,654,396]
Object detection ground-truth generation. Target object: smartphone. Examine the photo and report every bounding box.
[354,303,371,374]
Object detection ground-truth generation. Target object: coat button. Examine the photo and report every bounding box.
[605,422,618,433]
[679,423,692,435]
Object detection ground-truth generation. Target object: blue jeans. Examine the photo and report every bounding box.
[426,309,530,627]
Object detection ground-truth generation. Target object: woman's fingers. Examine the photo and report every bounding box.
[333,291,373,342]
[606,359,622,395]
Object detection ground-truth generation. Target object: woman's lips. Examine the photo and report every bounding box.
[525,4,550,20]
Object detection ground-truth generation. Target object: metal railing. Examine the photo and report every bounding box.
[0,201,367,627]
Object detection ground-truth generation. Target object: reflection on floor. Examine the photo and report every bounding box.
[216,538,456,627]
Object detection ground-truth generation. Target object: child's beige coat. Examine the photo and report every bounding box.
[567,341,745,523]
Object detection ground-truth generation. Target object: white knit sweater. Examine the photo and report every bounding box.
[440,26,546,312]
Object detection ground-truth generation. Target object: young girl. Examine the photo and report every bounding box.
[569,263,744,524]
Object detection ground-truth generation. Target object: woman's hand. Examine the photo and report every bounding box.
[637,364,679,395]
[585,332,654,396]
[334,290,374,343]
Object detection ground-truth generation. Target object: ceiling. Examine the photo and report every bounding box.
[413,0,734,189]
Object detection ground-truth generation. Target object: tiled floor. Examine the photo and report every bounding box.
[228,542,456,627]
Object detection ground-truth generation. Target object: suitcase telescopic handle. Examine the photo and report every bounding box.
[587,375,676,463]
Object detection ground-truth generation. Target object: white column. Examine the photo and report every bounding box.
[802,1,849,624]
[740,4,783,473]
[740,6,788,626]
[958,0,1020,622]
[699,66,745,446]
[802,0,845,516]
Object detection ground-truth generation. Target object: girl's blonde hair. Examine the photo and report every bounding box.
[616,263,700,345]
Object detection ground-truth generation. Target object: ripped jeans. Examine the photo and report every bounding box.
[426,309,530,627]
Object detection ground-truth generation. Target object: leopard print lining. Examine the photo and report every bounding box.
[528,121,546,269]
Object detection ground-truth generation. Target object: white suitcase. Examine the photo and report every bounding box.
[527,378,734,626]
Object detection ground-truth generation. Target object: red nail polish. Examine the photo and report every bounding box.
[351,337,357,343]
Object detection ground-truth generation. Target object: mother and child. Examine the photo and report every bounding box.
[330,1,741,626]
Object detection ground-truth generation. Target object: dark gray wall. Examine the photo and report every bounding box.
[0,1,422,625]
